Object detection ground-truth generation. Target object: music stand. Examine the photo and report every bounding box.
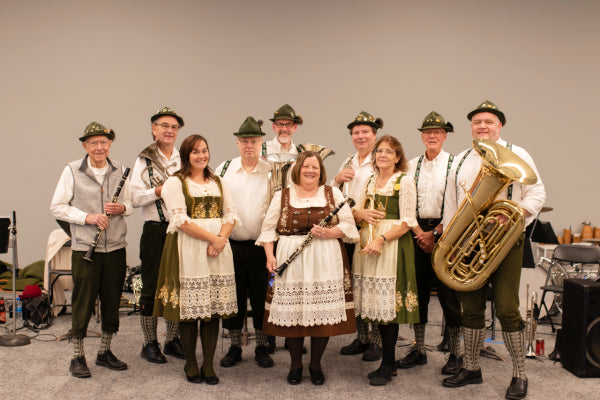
[0,212,31,347]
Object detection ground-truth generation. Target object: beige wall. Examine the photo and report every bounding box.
[1,0,598,267]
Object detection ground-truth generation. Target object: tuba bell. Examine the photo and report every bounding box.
[266,152,297,202]
[139,142,176,188]
[432,139,538,292]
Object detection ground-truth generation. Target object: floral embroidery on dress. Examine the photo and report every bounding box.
[405,282,418,312]
[395,291,404,313]
[158,281,169,306]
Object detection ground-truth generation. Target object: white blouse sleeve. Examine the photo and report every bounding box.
[218,177,241,226]
[255,190,282,246]
[332,187,360,243]
[161,177,191,232]
[395,174,418,228]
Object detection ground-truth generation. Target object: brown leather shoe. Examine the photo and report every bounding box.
[505,377,528,399]
[340,339,368,355]
[69,356,91,378]
[396,348,427,369]
[96,350,128,370]
[442,368,482,387]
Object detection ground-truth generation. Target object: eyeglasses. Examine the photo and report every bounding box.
[154,123,180,131]
[86,140,111,147]
[274,121,294,129]
[375,148,396,155]
[421,130,445,136]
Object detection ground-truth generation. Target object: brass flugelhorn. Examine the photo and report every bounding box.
[432,139,538,291]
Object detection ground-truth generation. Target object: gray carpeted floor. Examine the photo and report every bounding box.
[1,299,598,400]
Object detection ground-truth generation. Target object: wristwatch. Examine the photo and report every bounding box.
[432,229,439,238]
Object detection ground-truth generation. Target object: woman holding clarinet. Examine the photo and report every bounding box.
[257,151,359,386]
[50,122,132,379]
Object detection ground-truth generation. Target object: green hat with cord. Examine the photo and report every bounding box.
[269,104,303,125]
[234,116,266,137]
[79,121,115,142]
[151,106,185,127]
[467,100,506,125]
[418,111,453,132]
[347,111,384,130]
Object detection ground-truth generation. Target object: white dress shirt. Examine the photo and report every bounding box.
[443,138,546,231]
[330,152,375,208]
[408,150,454,219]
[215,157,271,241]
[50,158,132,225]
[130,146,180,222]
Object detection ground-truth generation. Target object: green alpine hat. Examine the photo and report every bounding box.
[234,116,266,137]
[418,111,454,133]
[467,100,506,125]
[269,104,303,125]
[79,121,115,142]
[151,106,185,127]
[347,111,384,130]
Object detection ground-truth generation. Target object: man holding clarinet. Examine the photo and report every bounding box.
[50,122,132,378]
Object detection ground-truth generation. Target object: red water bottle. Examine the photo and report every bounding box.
[0,298,6,324]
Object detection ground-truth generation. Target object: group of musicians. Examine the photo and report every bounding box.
[50,100,545,400]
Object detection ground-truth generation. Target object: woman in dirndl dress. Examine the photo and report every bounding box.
[257,151,359,386]
[153,134,239,384]
[352,135,419,386]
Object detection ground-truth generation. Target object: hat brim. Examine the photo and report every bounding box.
[151,112,185,127]
[418,125,452,133]
[234,132,266,137]
[269,116,302,125]
[467,108,506,125]
[347,121,380,130]
[79,131,115,142]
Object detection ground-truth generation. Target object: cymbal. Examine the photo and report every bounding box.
[540,206,554,213]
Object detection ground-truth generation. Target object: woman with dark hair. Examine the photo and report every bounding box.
[257,151,359,386]
[352,135,419,386]
[153,134,239,384]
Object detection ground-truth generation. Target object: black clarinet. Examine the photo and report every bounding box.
[274,197,355,276]
[83,167,130,262]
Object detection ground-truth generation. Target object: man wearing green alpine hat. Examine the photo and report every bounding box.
[50,122,132,378]
[400,111,462,375]
[441,101,546,400]
[263,104,303,156]
[335,111,383,362]
[130,107,185,364]
[215,116,274,369]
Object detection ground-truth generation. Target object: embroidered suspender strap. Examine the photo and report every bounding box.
[296,145,301,154]
[454,148,473,199]
[219,160,231,178]
[440,154,454,218]
[506,142,513,200]
[415,154,454,219]
[145,158,166,222]
[215,176,224,215]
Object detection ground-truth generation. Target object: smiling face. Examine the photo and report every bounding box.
[189,139,209,172]
[236,136,262,163]
[272,118,297,145]
[298,156,321,187]
[375,141,400,173]
[470,112,502,142]
[82,135,112,167]
[351,124,377,154]
[421,128,447,154]
[152,115,180,146]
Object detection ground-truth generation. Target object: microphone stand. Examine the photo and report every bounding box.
[0,211,31,346]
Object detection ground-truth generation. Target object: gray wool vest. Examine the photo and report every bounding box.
[67,156,128,252]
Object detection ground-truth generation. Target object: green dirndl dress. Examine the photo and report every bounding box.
[352,173,420,324]
[153,176,237,321]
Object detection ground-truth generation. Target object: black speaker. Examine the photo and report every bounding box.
[561,278,600,377]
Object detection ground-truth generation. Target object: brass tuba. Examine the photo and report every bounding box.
[139,142,176,188]
[432,139,538,292]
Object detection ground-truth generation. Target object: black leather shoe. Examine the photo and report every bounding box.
[287,367,303,385]
[220,345,242,367]
[369,366,394,386]
[255,345,274,368]
[185,366,203,384]
[69,356,91,378]
[505,377,528,400]
[442,354,463,375]
[164,338,185,359]
[201,366,219,385]
[442,368,483,387]
[96,350,128,370]
[309,368,325,386]
[367,365,398,379]
[141,340,166,364]
[396,348,427,369]
[362,343,382,361]
[340,339,369,355]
